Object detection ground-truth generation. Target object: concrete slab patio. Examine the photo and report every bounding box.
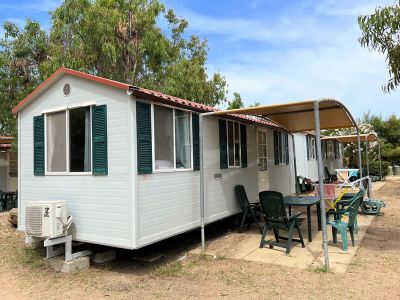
[190,181,386,273]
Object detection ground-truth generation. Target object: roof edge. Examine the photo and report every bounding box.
[12,67,131,114]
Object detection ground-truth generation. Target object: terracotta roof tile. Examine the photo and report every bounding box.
[13,67,279,129]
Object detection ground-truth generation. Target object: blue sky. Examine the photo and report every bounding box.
[1,0,399,118]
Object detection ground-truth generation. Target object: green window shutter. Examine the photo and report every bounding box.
[92,105,108,175]
[192,114,200,171]
[285,133,289,165]
[273,131,279,165]
[136,102,152,174]
[240,124,247,168]
[33,115,45,176]
[219,119,228,169]
[306,136,310,160]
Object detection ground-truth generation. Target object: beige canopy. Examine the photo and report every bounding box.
[199,98,361,270]
[211,98,357,132]
[322,133,378,143]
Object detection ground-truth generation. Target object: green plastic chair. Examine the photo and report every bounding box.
[259,191,305,254]
[235,185,263,234]
[326,191,364,251]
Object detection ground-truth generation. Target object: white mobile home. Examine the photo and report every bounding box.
[0,136,17,193]
[294,132,343,182]
[14,67,296,249]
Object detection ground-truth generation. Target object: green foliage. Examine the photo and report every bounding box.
[369,160,390,177]
[42,0,227,107]
[0,20,48,136]
[227,92,244,109]
[358,3,400,92]
[0,0,228,137]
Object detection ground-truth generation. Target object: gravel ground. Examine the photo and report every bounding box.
[0,179,399,299]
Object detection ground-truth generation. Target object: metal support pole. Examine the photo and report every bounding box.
[365,135,371,198]
[378,140,382,181]
[313,101,329,269]
[199,114,205,252]
[291,134,300,195]
[357,130,363,179]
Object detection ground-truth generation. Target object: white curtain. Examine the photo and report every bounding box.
[154,106,174,170]
[175,110,191,169]
[84,108,91,172]
[46,111,66,172]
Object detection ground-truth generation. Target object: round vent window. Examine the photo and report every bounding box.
[63,83,71,96]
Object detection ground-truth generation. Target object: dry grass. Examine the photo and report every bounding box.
[0,179,399,299]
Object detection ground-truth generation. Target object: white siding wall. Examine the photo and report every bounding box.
[136,116,259,248]
[18,74,134,249]
[266,130,296,196]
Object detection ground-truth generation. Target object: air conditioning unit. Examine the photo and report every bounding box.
[25,201,69,239]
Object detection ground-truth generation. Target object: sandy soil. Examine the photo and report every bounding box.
[0,179,399,300]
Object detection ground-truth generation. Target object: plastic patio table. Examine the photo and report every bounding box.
[283,195,321,242]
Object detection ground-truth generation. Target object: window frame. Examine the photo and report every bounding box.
[44,106,93,176]
[226,120,242,168]
[257,130,268,171]
[151,103,194,173]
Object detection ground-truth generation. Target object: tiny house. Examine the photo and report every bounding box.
[14,67,297,249]
[294,132,343,182]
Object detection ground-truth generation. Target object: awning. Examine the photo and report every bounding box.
[199,98,361,270]
[323,133,382,181]
[322,133,378,143]
[211,99,357,132]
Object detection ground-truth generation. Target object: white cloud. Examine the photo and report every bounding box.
[314,0,397,16]
[196,0,400,118]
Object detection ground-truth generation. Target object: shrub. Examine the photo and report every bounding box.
[368,160,390,177]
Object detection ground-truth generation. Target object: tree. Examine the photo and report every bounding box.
[0,20,48,136]
[227,92,244,109]
[358,2,400,92]
[364,112,400,164]
[42,0,227,106]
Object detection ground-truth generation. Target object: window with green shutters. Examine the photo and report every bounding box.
[34,105,107,175]
[33,115,45,175]
[136,102,197,174]
[218,119,247,169]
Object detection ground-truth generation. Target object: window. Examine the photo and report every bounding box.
[175,110,191,169]
[274,131,289,165]
[307,136,316,160]
[327,141,334,160]
[257,131,268,171]
[153,105,192,171]
[154,105,174,170]
[47,111,67,172]
[322,140,327,160]
[46,107,91,173]
[70,107,91,172]
[227,121,241,167]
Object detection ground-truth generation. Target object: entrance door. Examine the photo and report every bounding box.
[257,130,269,192]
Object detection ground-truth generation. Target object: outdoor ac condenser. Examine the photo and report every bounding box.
[25,201,68,239]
